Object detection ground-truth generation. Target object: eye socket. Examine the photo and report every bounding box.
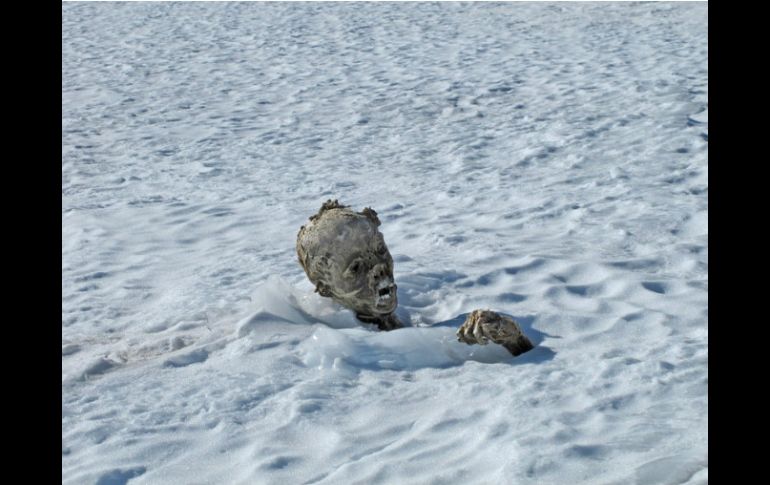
[347,260,363,277]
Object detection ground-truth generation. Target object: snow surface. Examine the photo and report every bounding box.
[62,2,708,484]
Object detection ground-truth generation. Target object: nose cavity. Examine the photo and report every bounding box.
[370,263,391,285]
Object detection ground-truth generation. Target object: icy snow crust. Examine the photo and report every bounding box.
[62,2,707,484]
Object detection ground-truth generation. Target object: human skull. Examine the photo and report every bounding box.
[297,200,401,330]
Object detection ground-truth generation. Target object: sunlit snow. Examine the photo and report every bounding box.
[62,3,708,484]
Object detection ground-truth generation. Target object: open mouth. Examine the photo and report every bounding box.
[375,284,397,310]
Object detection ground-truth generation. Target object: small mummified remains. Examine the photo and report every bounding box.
[297,200,534,356]
[456,309,534,356]
[297,200,403,330]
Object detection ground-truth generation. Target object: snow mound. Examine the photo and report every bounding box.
[238,276,534,371]
[298,325,515,372]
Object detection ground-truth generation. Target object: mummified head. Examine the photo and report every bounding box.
[297,200,397,319]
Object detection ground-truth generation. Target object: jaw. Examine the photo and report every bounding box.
[350,297,396,318]
[349,289,397,318]
[333,290,396,317]
[374,295,397,314]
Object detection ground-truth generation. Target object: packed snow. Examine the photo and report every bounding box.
[62,2,708,484]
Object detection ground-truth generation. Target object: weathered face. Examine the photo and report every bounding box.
[297,202,398,318]
[324,216,397,315]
